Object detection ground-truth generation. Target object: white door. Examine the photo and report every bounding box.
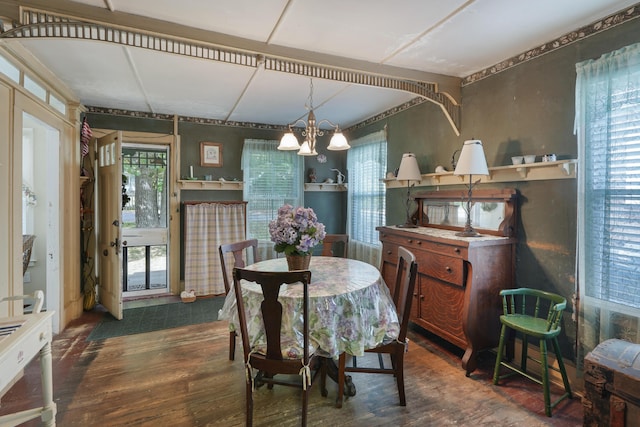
[97,132,123,319]
[121,144,170,297]
[21,112,61,331]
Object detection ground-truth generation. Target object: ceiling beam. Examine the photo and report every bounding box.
[0,0,463,134]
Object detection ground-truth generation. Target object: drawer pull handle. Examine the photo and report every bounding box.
[386,250,392,255]
[407,239,413,243]
[417,241,422,245]
[445,266,452,273]
[454,248,460,254]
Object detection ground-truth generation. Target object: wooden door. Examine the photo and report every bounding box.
[97,132,123,319]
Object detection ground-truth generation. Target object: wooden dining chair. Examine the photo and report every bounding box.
[232,267,319,427]
[321,234,349,258]
[335,246,418,408]
[219,239,258,361]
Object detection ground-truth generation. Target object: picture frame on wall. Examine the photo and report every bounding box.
[201,142,223,167]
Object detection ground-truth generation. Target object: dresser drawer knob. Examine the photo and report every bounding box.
[454,248,461,254]
[445,266,452,273]
[407,239,413,243]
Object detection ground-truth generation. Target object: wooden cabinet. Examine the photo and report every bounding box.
[377,188,518,376]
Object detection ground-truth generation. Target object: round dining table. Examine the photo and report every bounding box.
[218,256,400,359]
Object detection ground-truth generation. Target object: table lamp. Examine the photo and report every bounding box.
[453,140,489,237]
[396,153,422,228]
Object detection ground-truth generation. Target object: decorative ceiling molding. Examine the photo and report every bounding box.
[85,100,426,134]
[463,4,640,86]
[85,105,288,130]
[0,7,461,135]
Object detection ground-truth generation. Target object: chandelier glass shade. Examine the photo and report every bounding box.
[278,79,350,156]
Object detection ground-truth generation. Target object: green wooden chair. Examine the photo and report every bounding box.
[492,288,572,417]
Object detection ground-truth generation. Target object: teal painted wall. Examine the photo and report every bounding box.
[350,16,640,362]
[86,113,348,276]
[87,16,640,361]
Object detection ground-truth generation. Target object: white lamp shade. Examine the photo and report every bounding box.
[278,132,300,150]
[453,140,489,176]
[297,140,317,156]
[327,132,351,151]
[396,153,422,182]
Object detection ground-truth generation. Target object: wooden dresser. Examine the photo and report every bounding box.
[377,188,517,376]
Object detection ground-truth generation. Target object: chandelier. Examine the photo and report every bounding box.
[277,79,350,156]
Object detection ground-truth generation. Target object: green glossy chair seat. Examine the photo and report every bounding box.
[499,314,561,338]
[492,288,572,417]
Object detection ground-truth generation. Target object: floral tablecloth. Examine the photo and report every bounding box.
[218,256,400,358]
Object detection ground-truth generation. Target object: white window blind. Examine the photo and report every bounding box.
[241,139,303,242]
[576,42,640,310]
[347,130,387,264]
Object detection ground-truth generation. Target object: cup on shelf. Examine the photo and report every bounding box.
[511,156,524,165]
[523,155,536,164]
[542,154,557,162]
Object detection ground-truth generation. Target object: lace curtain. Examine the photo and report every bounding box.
[575,42,640,370]
[347,129,387,266]
[184,202,246,295]
[242,139,304,260]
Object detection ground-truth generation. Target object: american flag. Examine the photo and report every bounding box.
[81,117,92,158]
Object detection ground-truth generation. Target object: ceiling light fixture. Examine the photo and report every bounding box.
[278,79,350,156]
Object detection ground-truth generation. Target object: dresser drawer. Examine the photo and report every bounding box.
[382,242,464,287]
[378,230,467,259]
[416,251,465,287]
[381,242,398,263]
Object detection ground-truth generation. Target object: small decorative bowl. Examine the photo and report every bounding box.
[523,155,536,164]
[511,156,523,165]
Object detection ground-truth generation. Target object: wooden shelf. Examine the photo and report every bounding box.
[304,183,347,192]
[178,179,244,190]
[384,159,577,189]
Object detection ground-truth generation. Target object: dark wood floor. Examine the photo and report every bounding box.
[1,306,583,426]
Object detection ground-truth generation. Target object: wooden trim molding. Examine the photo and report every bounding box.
[0,3,461,135]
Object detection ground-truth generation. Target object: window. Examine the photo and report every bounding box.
[24,74,46,102]
[242,139,303,243]
[347,130,387,265]
[0,53,66,115]
[0,54,19,83]
[576,42,640,311]
[49,93,66,115]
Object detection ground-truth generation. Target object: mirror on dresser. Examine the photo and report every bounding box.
[412,188,518,237]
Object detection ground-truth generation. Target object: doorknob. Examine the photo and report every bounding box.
[110,237,121,254]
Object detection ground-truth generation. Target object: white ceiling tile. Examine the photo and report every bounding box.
[14,0,639,126]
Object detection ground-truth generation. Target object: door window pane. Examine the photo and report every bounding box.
[124,245,167,291]
[122,147,168,229]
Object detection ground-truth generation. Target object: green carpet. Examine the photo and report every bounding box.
[87,296,226,341]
